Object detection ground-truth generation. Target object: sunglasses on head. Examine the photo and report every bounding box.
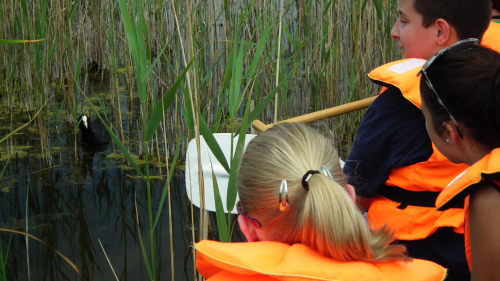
[236,201,261,228]
[417,38,479,140]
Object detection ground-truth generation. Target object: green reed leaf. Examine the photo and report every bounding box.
[135,0,148,74]
[117,0,144,102]
[0,235,12,281]
[0,238,7,281]
[133,195,153,280]
[228,42,245,117]
[145,59,193,142]
[244,23,272,82]
[201,47,227,86]
[0,39,46,44]
[226,99,251,215]
[153,136,181,230]
[69,0,78,22]
[165,58,194,132]
[180,93,194,132]
[249,34,327,124]
[210,158,230,242]
[142,42,170,82]
[198,116,230,174]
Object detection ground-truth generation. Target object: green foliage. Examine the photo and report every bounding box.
[145,59,193,142]
[153,137,181,230]
[0,235,12,281]
[0,0,401,278]
[210,161,230,242]
[198,116,230,173]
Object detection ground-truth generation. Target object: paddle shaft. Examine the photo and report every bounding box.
[252,96,376,132]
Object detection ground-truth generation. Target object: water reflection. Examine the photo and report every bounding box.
[0,105,244,280]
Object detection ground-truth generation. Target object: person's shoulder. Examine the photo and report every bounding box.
[370,87,419,115]
[470,181,500,206]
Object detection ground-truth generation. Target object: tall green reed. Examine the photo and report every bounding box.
[0,236,10,281]
[1,0,399,159]
[1,0,402,279]
[79,0,194,280]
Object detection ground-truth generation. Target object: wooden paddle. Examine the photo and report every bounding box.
[187,96,375,213]
[252,96,376,132]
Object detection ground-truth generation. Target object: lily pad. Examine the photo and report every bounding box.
[107,153,124,160]
[117,165,134,170]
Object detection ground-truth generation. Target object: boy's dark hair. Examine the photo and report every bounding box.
[493,0,500,12]
[420,43,500,151]
[414,0,491,40]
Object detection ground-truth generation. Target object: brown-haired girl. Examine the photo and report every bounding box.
[418,41,500,280]
[196,123,446,281]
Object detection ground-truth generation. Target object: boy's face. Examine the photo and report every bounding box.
[391,0,439,60]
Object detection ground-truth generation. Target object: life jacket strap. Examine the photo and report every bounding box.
[380,185,464,210]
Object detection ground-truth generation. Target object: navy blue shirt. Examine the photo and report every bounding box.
[343,86,433,198]
[343,86,470,280]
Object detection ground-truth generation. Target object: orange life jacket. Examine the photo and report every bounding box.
[436,148,500,270]
[482,21,500,53]
[196,240,447,281]
[367,59,470,240]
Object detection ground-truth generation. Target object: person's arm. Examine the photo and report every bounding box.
[469,182,500,281]
[343,93,392,198]
[343,87,432,199]
[356,196,372,211]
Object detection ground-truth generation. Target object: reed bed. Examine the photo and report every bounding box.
[0,0,400,280]
[1,0,398,153]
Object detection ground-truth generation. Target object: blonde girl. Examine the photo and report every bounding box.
[196,123,446,281]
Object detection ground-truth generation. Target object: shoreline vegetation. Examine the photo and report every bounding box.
[0,0,399,280]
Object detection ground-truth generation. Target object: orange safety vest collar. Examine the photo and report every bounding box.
[366,59,469,240]
[368,58,425,108]
[196,240,447,281]
[436,148,500,211]
[436,148,500,270]
[482,21,500,53]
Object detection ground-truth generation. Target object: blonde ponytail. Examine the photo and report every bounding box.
[237,123,408,262]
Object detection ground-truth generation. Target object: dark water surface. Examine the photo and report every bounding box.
[0,79,243,280]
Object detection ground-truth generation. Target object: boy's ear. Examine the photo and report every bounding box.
[434,18,456,46]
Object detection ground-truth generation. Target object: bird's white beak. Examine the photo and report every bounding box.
[82,116,88,129]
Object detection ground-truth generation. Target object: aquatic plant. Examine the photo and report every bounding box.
[0,0,400,279]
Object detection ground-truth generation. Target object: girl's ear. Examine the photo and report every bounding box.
[346,184,357,203]
[444,122,461,145]
[238,215,260,242]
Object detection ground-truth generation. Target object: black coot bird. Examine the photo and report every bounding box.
[77,114,111,145]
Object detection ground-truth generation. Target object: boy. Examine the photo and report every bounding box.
[343,0,497,280]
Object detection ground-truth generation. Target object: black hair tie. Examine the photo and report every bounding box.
[302,170,320,191]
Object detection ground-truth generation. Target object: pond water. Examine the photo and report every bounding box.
[0,78,244,280]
